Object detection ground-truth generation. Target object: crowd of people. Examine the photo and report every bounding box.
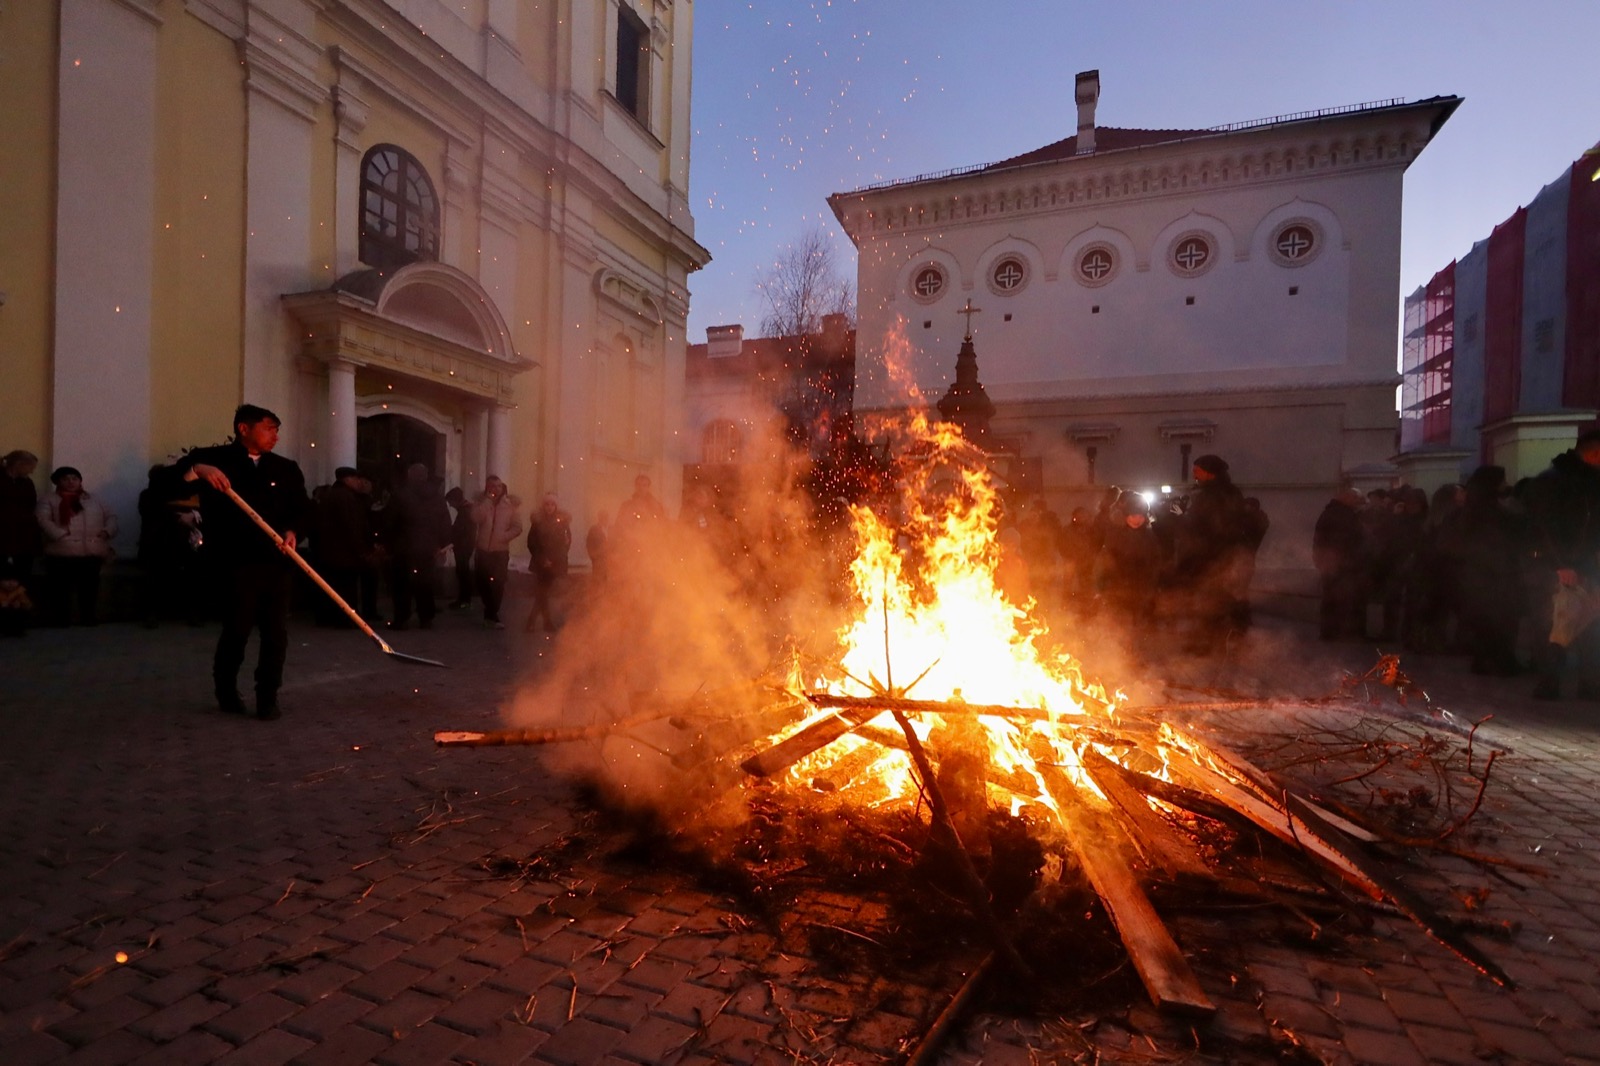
[991,454,1271,660]
[1312,430,1600,701]
[8,409,1600,709]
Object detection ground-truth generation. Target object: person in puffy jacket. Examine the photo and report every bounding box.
[36,465,117,625]
[470,476,522,627]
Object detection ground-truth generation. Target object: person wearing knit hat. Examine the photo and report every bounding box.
[1171,453,1250,654]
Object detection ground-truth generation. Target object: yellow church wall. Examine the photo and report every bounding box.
[355,105,461,264]
[0,1,59,455]
[520,1,559,89]
[148,14,246,458]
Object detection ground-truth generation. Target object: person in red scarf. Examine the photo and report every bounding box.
[35,466,117,625]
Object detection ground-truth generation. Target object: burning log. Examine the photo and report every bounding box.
[806,690,1117,722]
[1078,748,1211,881]
[739,706,884,778]
[885,706,1034,980]
[1032,755,1215,1016]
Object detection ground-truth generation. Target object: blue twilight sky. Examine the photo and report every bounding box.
[683,0,1600,344]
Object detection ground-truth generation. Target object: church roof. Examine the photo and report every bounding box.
[832,96,1461,201]
[982,126,1213,170]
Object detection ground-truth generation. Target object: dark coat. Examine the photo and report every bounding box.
[0,472,40,558]
[1524,450,1600,577]
[1313,499,1365,578]
[385,482,452,565]
[1097,521,1162,614]
[527,509,572,579]
[1436,488,1523,620]
[176,443,308,567]
[316,480,375,569]
[1172,477,1247,580]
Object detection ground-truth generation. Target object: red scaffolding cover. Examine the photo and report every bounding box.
[1566,162,1600,410]
[1482,209,1527,434]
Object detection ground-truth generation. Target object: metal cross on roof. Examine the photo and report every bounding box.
[958,297,982,340]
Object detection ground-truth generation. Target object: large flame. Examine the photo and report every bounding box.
[780,402,1123,814]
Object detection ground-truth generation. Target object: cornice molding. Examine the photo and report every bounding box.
[835,115,1442,242]
[112,0,165,26]
[593,267,665,329]
[241,8,324,122]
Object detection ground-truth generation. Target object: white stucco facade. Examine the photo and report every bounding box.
[831,88,1459,579]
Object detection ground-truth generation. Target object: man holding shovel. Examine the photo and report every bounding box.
[178,405,308,720]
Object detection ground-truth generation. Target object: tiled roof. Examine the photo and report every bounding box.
[983,126,1213,171]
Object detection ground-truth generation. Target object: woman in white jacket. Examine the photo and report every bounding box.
[36,466,117,625]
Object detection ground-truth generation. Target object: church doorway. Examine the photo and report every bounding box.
[358,413,445,493]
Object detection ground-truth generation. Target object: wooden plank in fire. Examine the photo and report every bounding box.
[1078,749,1212,880]
[1033,760,1215,1016]
[739,707,886,778]
[1161,757,1386,901]
[806,690,1118,721]
[1167,730,1378,843]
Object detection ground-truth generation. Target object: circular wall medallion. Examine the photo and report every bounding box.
[1074,242,1119,288]
[987,255,1029,296]
[1168,231,1215,278]
[1268,218,1323,267]
[910,264,947,303]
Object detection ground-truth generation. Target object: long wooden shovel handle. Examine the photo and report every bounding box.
[216,482,397,655]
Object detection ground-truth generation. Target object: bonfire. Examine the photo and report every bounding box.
[439,407,1512,1056]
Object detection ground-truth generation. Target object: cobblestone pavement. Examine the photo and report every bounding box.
[2,597,1599,1065]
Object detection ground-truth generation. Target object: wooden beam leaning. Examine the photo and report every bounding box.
[1079,749,1211,880]
[739,707,885,777]
[1283,795,1514,988]
[1033,759,1215,1016]
[1168,730,1378,842]
[1163,758,1385,901]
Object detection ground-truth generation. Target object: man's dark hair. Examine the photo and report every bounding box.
[232,404,280,436]
[1577,429,1600,452]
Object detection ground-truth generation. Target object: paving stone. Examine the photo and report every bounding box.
[212,1026,315,1066]
[369,1021,472,1064]
[531,1017,626,1064]
[203,992,300,1045]
[128,991,232,1042]
[280,990,377,1040]
[284,1023,393,1065]
[3,1029,75,1066]
[56,1029,157,1065]
[343,959,431,1003]
[618,955,692,995]
[49,995,158,1047]
[127,1029,235,1066]
[449,1019,549,1066]
[356,989,448,1035]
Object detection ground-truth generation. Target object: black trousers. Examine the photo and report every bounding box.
[318,562,379,625]
[391,558,438,626]
[453,547,474,605]
[475,550,509,622]
[214,561,292,698]
[41,555,103,625]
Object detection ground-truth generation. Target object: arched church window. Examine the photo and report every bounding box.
[360,145,440,272]
[702,420,742,465]
[1075,244,1118,288]
[1168,233,1214,278]
[987,256,1029,295]
[909,264,947,303]
[1269,220,1322,268]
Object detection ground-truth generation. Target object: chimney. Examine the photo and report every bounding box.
[706,323,744,359]
[1075,70,1100,155]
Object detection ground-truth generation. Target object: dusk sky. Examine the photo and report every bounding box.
[684,0,1600,344]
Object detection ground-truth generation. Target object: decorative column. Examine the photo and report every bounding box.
[327,360,357,468]
[487,404,514,480]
